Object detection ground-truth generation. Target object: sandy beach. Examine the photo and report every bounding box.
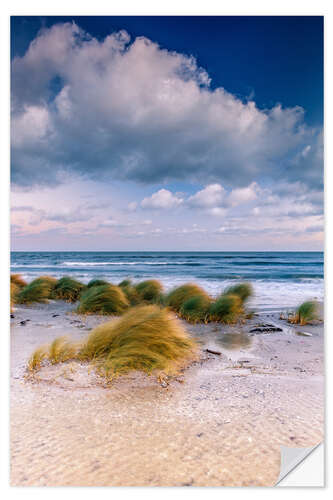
[10,300,324,487]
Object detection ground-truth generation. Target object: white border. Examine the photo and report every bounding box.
[1,1,331,498]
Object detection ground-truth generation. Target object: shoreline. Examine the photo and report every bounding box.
[11,301,324,486]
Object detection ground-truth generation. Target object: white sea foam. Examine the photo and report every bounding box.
[61,261,188,266]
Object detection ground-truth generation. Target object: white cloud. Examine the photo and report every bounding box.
[209,207,227,217]
[141,189,183,209]
[228,182,260,207]
[11,23,323,190]
[188,184,225,208]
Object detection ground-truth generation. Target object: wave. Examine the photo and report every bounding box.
[61,261,201,267]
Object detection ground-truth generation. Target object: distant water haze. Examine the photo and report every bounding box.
[10,251,324,312]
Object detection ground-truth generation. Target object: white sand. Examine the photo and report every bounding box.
[10,301,324,486]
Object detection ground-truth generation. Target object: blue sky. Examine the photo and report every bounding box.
[11,16,323,251]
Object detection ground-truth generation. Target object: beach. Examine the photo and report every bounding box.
[10,300,324,486]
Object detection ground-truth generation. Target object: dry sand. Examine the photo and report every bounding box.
[10,301,324,486]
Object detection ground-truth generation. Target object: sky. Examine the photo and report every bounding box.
[11,16,324,251]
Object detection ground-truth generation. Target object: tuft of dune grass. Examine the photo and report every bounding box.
[32,276,58,297]
[27,346,47,371]
[288,300,319,326]
[78,305,198,378]
[53,277,86,302]
[135,280,164,303]
[166,283,210,313]
[120,284,141,306]
[28,305,198,381]
[179,295,211,324]
[77,284,129,315]
[209,294,243,323]
[87,279,110,288]
[223,282,253,303]
[16,278,55,305]
[119,279,132,288]
[10,282,19,312]
[48,337,79,364]
[11,274,27,289]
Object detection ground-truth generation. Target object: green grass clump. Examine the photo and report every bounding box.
[209,294,243,323]
[53,277,86,302]
[11,274,27,289]
[32,276,58,297]
[179,295,211,323]
[77,284,129,315]
[118,279,140,305]
[16,278,55,304]
[119,279,132,288]
[135,280,164,303]
[87,279,110,288]
[223,282,253,303]
[121,284,141,306]
[289,300,319,326]
[79,305,198,378]
[166,283,210,313]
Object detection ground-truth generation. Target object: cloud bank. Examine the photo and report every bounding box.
[11,22,323,190]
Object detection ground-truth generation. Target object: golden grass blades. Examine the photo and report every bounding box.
[79,305,198,378]
[48,337,79,364]
[27,346,48,371]
[77,284,129,315]
[10,282,19,312]
[11,274,27,289]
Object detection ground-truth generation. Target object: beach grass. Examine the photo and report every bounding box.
[10,274,27,289]
[77,284,129,315]
[87,279,110,288]
[179,295,211,324]
[134,280,164,304]
[16,278,55,304]
[48,337,79,364]
[223,282,253,303]
[288,300,319,326]
[166,283,210,313]
[79,304,198,378]
[27,346,47,371]
[118,279,132,288]
[28,304,198,381]
[53,277,86,302]
[209,293,243,323]
[120,284,141,306]
[10,282,19,311]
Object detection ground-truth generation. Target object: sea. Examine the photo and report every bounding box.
[10,251,324,312]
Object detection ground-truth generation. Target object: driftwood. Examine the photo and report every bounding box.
[205,348,222,356]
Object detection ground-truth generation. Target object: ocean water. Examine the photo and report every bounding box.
[10,251,324,312]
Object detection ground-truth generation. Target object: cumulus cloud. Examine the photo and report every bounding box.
[11,22,323,190]
[141,188,183,209]
[187,184,225,208]
[227,182,260,207]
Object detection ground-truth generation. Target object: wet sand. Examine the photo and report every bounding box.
[10,301,324,486]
